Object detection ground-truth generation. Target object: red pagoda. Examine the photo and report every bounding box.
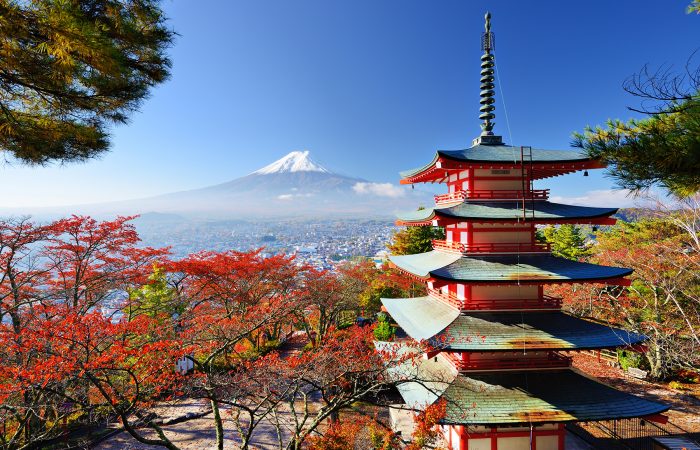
[380,12,668,450]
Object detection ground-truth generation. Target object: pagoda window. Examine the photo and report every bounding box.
[456,284,466,300]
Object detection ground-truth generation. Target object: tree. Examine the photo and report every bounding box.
[537,224,591,260]
[573,102,700,196]
[387,226,444,256]
[551,201,700,379]
[573,8,700,196]
[0,0,174,164]
[170,249,302,450]
[0,215,181,450]
[128,263,181,320]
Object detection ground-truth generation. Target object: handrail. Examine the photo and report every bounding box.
[432,239,551,254]
[446,353,571,371]
[434,189,550,204]
[428,288,562,310]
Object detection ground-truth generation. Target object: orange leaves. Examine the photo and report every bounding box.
[405,398,447,450]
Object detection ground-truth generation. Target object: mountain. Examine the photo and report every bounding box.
[195,150,365,198]
[25,151,432,220]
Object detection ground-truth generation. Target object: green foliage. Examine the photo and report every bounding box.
[617,349,644,371]
[538,224,591,260]
[373,314,394,341]
[387,225,445,256]
[0,0,174,164]
[128,264,181,319]
[690,0,700,13]
[359,283,404,314]
[574,104,700,196]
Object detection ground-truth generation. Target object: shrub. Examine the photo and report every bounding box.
[373,314,395,341]
[617,349,644,371]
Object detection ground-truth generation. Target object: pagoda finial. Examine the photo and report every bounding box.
[479,12,496,137]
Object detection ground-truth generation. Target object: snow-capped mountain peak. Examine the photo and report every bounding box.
[252,151,330,175]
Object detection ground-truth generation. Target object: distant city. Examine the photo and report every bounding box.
[135,217,396,270]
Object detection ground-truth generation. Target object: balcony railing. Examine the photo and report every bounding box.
[428,288,562,311]
[434,189,550,204]
[432,239,551,254]
[427,288,463,309]
[445,352,571,372]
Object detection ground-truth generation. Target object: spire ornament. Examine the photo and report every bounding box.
[479,12,496,137]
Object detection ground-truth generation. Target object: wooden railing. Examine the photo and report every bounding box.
[427,288,463,309]
[434,189,550,204]
[445,352,571,372]
[432,239,551,254]
[428,289,562,311]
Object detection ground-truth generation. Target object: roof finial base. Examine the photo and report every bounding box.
[473,134,503,146]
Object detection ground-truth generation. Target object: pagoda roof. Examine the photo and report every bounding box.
[381,296,645,351]
[389,251,632,284]
[377,344,668,425]
[397,201,618,224]
[400,144,597,183]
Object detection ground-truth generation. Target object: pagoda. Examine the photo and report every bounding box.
[381,13,668,450]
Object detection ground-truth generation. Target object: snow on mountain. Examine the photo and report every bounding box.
[252,150,330,175]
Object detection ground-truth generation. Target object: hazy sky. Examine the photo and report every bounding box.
[2,0,698,208]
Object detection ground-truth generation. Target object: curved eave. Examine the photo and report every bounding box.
[388,251,462,279]
[382,296,459,341]
[396,201,619,226]
[390,251,633,285]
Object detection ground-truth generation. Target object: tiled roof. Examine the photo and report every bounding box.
[377,344,668,425]
[397,201,618,223]
[389,251,632,283]
[440,369,668,424]
[400,145,590,179]
[382,296,645,351]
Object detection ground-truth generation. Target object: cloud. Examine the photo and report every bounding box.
[352,182,406,198]
[549,189,656,208]
[277,193,314,201]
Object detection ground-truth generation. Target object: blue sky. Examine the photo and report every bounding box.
[2,0,698,208]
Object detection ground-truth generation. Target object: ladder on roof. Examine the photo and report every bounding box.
[519,146,535,221]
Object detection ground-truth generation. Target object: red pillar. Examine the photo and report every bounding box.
[491,427,498,450]
[558,424,565,450]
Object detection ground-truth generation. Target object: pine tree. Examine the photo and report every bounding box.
[387,225,445,255]
[538,224,591,260]
[0,0,174,164]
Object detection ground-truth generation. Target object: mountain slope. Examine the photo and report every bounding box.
[6,151,432,219]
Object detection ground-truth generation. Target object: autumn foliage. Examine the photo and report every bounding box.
[0,215,437,450]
